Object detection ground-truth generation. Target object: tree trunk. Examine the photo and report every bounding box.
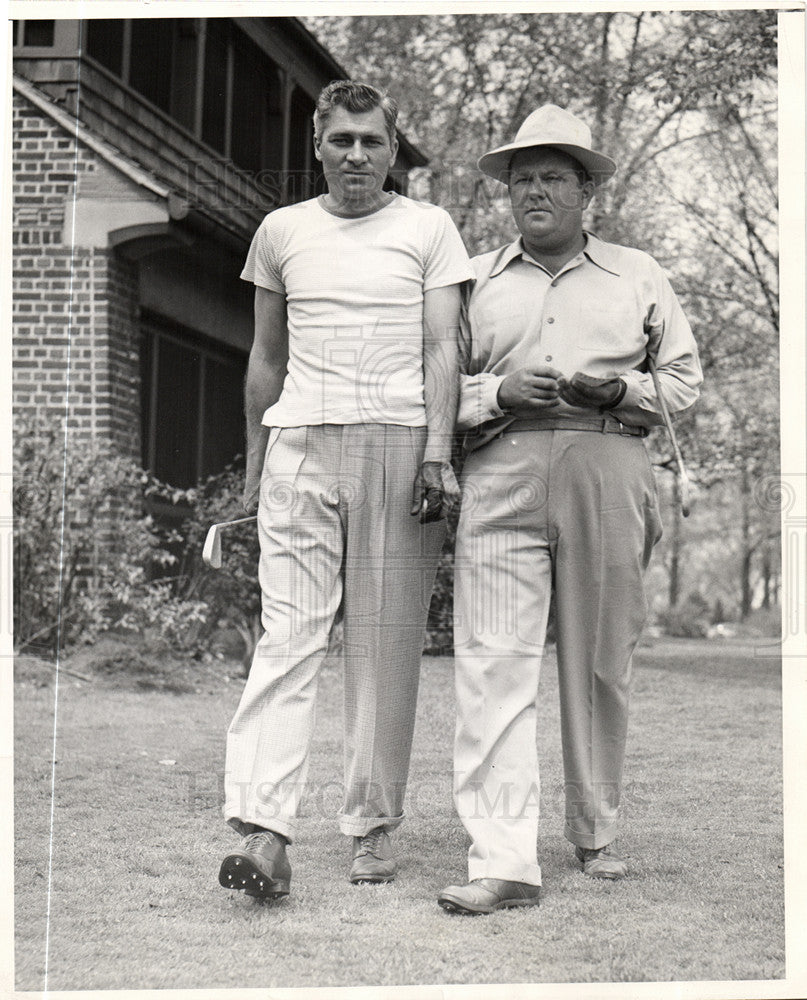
[740,467,753,619]
[761,540,771,609]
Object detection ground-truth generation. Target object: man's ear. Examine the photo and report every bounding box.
[389,136,399,167]
[581,178,595,209]
[313,135,322,162]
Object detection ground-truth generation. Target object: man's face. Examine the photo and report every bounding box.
[508,147,594,254]
[314,105,398,210]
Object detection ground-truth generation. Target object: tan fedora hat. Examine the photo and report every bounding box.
[478,104,616,186]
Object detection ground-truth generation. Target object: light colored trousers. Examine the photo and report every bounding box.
[453,429,662,884]
[224,424,445,842]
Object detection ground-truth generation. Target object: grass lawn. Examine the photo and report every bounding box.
[14,638,784,990]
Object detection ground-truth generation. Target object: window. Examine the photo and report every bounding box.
[85,19,125,76]
[13,19,56,48]
[128,20,174,115]
[201,19,228,152]
[288,86,323,201]
[140,317,247,490]
[83,17,294,186]
[230,30,284,176]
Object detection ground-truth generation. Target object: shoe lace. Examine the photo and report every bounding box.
[357,828,383,855]
[242,831,277,853]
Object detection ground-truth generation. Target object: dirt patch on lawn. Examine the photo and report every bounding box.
[15,636,241,694]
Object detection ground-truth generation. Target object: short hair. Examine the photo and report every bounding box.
[314,81,398,145]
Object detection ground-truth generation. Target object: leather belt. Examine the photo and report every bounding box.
[503,417,648,438]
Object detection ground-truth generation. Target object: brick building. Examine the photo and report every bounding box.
[12,16,425,494]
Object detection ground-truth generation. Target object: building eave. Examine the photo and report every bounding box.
[13,73,172,201]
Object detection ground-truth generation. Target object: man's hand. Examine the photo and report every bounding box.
[497,365,562,416]
[557,372,626,410]
[410,460,461,523]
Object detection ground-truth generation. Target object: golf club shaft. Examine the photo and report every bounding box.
[216,515,257,529]
[647,356,690,517]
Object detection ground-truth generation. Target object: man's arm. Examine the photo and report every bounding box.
[411,283,462,522]
[423,283,461,463]
[243,286,289,513]
[558,264,702,424]
[456,283,561,428]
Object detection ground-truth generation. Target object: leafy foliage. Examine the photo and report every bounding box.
[158,466,264,671]
[13,413,207,656]
[14,415,453,666]
[305,10,781,619]
[656,591,712,638]
[306,11,776,250]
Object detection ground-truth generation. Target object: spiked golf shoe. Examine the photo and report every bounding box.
[219,830,291,899]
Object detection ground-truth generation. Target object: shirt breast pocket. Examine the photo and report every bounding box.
[576,301,642,356]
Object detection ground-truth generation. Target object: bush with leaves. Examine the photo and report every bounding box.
[13,413,207,656]
[426,508,457,656]
[158,466,263,671]
[657,591,712,639]
[14,413,459,665]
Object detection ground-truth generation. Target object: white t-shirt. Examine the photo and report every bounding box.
[240,194,473,427]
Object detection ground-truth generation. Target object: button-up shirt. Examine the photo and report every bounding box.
[458,232,702,449]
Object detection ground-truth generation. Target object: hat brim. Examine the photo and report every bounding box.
[478,140,616,186]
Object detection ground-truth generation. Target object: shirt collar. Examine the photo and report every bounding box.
[488,231,622,278]
[581,232,622,276]
[489,238,527,278]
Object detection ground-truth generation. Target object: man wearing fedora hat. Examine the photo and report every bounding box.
[438,105,702,915]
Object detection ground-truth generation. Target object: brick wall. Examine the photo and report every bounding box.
[12,91,142,462]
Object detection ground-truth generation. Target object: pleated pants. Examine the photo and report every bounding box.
[453,429,662,884]
[223,424,445,842]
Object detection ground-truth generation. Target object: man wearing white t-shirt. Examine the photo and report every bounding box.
[218,81,473,901]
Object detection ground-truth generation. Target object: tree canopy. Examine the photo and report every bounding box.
[305,10,781,620]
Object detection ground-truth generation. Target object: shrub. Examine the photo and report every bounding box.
[735,605,782,639]
[13,413,460,665]
[158,466,263,671]
[13,414,207,656]
[657,591,712,638]
[425,507,457,655]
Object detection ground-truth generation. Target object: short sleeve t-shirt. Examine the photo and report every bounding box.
[240,194,473,427]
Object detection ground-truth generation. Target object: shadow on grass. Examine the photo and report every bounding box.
[636,637,782,689]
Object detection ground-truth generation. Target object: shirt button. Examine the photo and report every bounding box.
[545,355,552,362]
[546,317,555,324]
